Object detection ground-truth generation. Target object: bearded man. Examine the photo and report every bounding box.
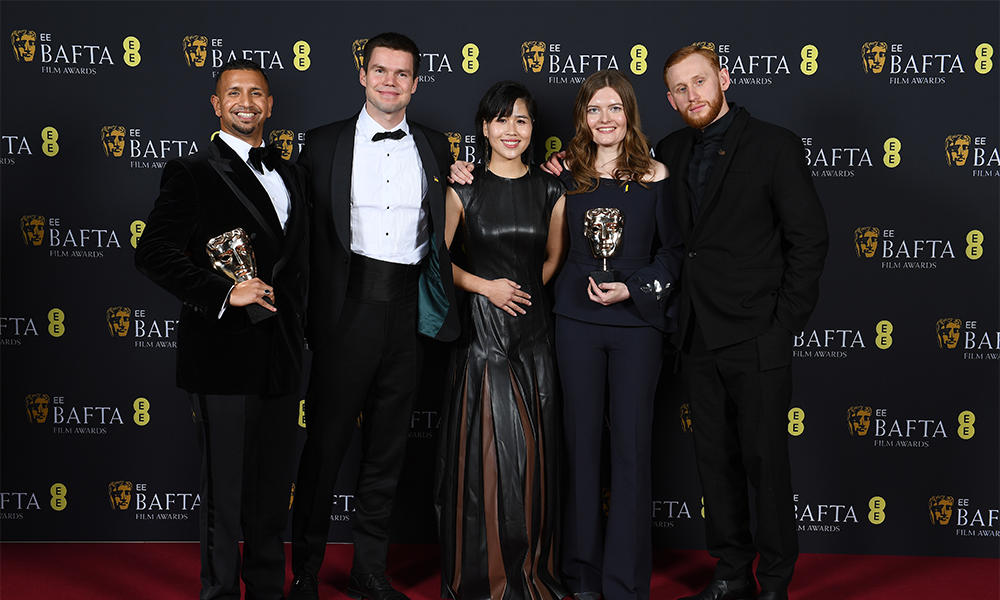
[654,45,829,600]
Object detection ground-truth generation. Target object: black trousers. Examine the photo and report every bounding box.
[682,319,798,593]
[190,391,299,600]
[555,316,664,600]
[292,255,422,577]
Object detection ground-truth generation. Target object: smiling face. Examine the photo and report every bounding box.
[586,86,627,151]
[360,47,417,127]
[484,98,533,167]
[665,53,730,130]
[211,69,272,147]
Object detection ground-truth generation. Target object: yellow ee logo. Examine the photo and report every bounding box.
[800,45,819,75]
[630,44,648,75]
[868,496,886,524]
[544,136,562,161]
[975,43,993,74]
[298,398,307,428]
[48,308,66,337]
[131,220,145,249]
[788,407,805,436]
[134,397,150,426]
[50,483,68,511]
[875,320,892,349]
[700,495,705,519]
[966,229,983,260]
[958,411,975,440]
[41,127,59,157]
[883,137,901,168]
[123,36,141,67]
[462,43,480,74]
[293,40,310,71]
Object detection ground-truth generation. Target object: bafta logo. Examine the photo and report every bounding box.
[846,405,872,437]
[183,34,208,67]
[928,495,955,525]
[521,41,545,73]
[109,481,133,511]
[107,306,131,337]
[10,29,36,62]
[352,39,368,70]
[935,318,961,349]
[679,403,692,433]
[853,226,879,258]
[101,125,126,158]
[289,482,296,510]
[269,129,295,160]
[693,41,717,52]
[861,41,888,74]
[25,393,50,424]
[446,132,461,162]
[944,134,971,167]
[20,214,45,246]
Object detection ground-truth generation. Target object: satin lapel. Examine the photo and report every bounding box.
[331,116,358,254]
[208,138,282,247]
[691,109,750,240]
[272,160,303,276]
[409,125,443,235]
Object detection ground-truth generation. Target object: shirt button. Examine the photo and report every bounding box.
[688,251,697,258]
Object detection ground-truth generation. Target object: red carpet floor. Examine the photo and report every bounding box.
[1,542,997,599]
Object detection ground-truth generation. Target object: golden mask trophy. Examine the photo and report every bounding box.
[206,228,274,323]
[584,207,624,284]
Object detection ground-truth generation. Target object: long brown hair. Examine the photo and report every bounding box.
[565,69,653,195]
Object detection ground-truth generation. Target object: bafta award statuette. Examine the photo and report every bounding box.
[206,228,274,323]
[584,207,624,285]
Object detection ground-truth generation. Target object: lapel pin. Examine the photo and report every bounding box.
[718,150,726,155]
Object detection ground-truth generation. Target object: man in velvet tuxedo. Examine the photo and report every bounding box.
[288,32,458,600]
[135,59,308,600]
[655,46,828,600]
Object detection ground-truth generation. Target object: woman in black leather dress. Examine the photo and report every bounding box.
[435,81,568,600]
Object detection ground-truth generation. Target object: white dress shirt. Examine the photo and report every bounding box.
[218,131,290,231]
[350,105,429,265]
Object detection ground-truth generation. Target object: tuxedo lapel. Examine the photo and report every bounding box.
[409,125,443,235]
[331,115,358,254]
[272,160,305,276]
[207,138,283,247]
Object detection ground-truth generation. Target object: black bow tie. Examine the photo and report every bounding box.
[248,144,281,172]
[372,129,406,142]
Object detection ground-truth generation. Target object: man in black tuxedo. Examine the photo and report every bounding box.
[135,59,309,600]
[655,45,828,600]
[288,32,458,600]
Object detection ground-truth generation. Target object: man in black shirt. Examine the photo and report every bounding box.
[655,45,829,600]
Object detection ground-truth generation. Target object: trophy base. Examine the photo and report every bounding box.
[247,301,276,324]
[590,269,619,285]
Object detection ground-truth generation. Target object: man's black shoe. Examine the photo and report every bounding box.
[677,577,756,600]
[755,592,788,600]
[347,572,409,600]
[288,573,320,600]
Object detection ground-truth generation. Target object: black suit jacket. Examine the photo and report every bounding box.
[298,113,459,350]
[655,107,828,363]
[135,136,310,395]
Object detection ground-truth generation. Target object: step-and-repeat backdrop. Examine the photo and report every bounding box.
[2,1,997,559]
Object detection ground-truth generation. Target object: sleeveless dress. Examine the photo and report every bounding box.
[435,167,567,600]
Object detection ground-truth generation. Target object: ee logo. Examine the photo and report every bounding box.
[868,496,886,524]
[875,320,892,350]
[788,407,805,436]
[800,45,818,75]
